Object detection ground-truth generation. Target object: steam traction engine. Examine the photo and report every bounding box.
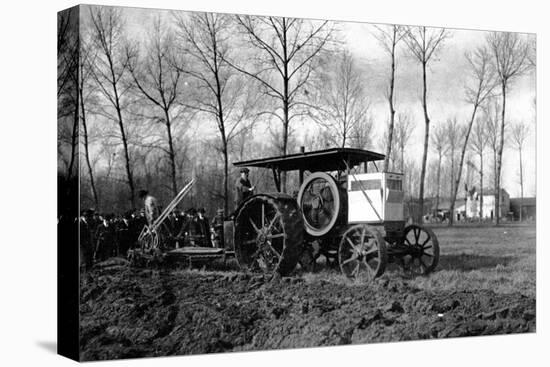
[228,147,439,280]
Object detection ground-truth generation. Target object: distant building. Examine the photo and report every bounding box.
[510,197,536,221]
[465,187,510,220]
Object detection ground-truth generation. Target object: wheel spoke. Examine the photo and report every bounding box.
[250,247,262,262]
[363,259,375,277]
[346,237,361,252]
[266,242,282,259]
[421,235,431,246]
[249,218,260,233]
[351,262,361,277]
[267,232,285,240]
[243,239,257,245]
[364,246,379,256]
[360,226,366,246]
[342,255,357,265]
[423,244,433,250]
[266,213,281,232]
[261,203,266,228]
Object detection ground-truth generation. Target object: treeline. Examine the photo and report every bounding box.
[58,6,535,223]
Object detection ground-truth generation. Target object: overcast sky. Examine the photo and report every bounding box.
[85,5,536,198]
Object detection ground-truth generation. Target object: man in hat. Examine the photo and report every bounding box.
[138,189,160,227]
[235,167,255,209]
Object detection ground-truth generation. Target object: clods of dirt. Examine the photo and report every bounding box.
[79,268,535,361]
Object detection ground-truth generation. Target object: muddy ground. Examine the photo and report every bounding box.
[80,255,535,361]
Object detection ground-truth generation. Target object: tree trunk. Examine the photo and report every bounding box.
[80,84,99,210]
[280,18,289,193]
[479,150,484,220]
[435,151,442,215]
[519,146,523,221]
[449,106,479,226]
[223,142,229,216]
[164,109,178,198]
[495,82,507,224]
[67,96,79,181]
[418,60,430,223]
[115,105,134,209]
[384,40,397,172]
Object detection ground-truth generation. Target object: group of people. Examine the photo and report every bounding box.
[77,167,256,271]
[78,208,146,271]
[78,205,225,271]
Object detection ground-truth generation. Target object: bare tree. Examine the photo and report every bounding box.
[468,115,489,219]
[310,50,369,148]
[79,35,100,210]
[404,26,450,222]
[227,15,335,192]
[173,12,261,215]
[88,7,136,208]
[374,25,406,172]
[511,121,529,221]
[126,17,184,198]
[431,122,448,215]
[448,46,497,225]
[486,32,531,224]
[57,8,79,181]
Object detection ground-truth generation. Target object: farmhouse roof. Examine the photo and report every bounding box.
[233,147,386,172]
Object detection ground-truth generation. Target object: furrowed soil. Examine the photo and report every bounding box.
[79,223,536,361]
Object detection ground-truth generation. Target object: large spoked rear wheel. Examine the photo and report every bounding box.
[234,194,303,276]
[400,224,440,275]
[338,224,387,281]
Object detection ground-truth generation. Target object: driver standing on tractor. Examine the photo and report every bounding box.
[138,189,160,226]
[235,167,255,209]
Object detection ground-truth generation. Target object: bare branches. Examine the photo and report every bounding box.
[403,26,450,64]
[309,50,369,148]
[511,120,529,151]
[464,46,498,107]
[87,5,136,206]
[374,24,406,171]
[487,32,532,87]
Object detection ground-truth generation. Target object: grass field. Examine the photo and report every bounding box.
[297,223,536,298]
[408,223,536,297]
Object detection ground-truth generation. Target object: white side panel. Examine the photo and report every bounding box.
[347,173,384,223]
[348,190,383,222]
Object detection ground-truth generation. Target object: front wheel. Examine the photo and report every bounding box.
[400,224,440,275]
[338,224,387,281]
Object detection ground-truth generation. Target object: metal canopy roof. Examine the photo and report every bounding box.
[233,147,385,172]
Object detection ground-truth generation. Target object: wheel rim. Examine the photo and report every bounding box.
[298,172,341,237]
[339,224,386,280]
[401,225,439,275]
[236,197,286,272]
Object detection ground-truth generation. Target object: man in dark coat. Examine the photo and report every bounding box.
[79,209,95,271]
[195,208,212,247]
[234,167,255,210]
